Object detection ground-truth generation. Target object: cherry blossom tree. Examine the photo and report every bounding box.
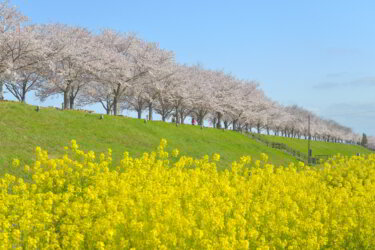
[123,79,148,118]
[0,2,362,141]
[228,81,259,131]
[78,80,115,114]
[367,136,375,149]
[260,100,282,135]
[166,65,196,125]
[125,44,176,120]
[90,30,163,115]
[266,104,289,135]
[184,65,221,126]
[208,71,238,129]
[4,69,43,102]
[2,25,47,103]
[0,1,28,100]
[35,24,97,109]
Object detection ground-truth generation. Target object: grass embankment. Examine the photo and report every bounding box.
[0,102,297,177]
[258,134,372,157]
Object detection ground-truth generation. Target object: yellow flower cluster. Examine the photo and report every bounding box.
[1,139,375,249]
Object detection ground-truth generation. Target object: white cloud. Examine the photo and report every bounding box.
[313,77,375,89]
[319,102,375,136]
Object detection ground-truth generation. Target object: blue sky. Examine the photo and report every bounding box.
[8,0,375,135]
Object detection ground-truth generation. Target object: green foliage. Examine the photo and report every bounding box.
[361,133,368,147]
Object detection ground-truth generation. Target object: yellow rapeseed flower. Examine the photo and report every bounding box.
[1,140,374,249]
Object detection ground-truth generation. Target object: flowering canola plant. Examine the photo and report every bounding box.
[1,139,375,249]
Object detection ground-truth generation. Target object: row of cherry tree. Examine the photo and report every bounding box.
[369,137,375,149]
[0,1,361,143]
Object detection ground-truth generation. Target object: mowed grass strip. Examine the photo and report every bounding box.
[1,102,297,177]
[258,134,372,157]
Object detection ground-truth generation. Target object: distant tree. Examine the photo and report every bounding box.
[368,136,375,150]
[361,133,368,147]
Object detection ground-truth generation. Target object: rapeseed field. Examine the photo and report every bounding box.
[1,139,374,249]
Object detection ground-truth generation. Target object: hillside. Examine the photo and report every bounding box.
[0,102,371,177]
[0,102,298,176]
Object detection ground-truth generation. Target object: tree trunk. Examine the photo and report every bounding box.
[113,95,118,115]
[224,121,228,129]
[175,107,178,126]
[198,117,203,126]
[137,109,142,119]
[197,110,204,126]
[20,91,26,103]
[217,112,222,129]
[63,89,70,109]
[106,99,112,114]
[257,123,261,134]
[21,83,27,103]
[148,103,153,120]
[232,120,237,131]
[179,112,185,124]
[0,81,3,100]
[112,83,122,116]
[63,82,72,109]
[69,95,74,110]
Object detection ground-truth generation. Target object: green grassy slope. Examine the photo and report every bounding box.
[0,102,298,176]
[258,134,372,157]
